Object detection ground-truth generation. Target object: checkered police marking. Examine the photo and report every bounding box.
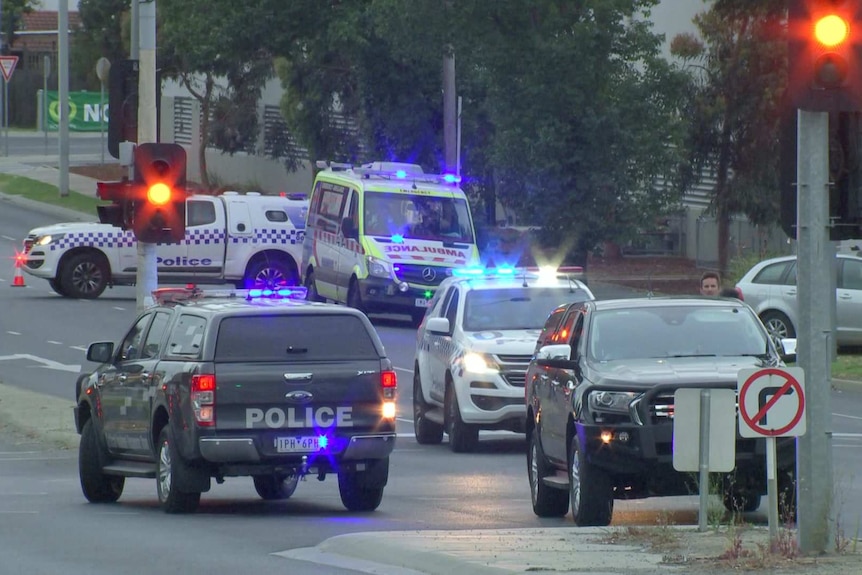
[52,230,137,250]
[231,228,305,245]
[186,228,225,245]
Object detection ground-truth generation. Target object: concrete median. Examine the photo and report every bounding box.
[0,382,79,450]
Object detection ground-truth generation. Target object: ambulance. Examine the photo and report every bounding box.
[301,161,481,323]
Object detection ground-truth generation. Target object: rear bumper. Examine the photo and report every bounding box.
[358,276,436,314]
[198,432,396,463]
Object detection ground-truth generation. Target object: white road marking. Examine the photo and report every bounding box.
[46,340,63,345]
[835,413,862,421]
[2,235,16,241]
[394,367,413,374]
[833,433,862,438]
[6,331,21,335]
[70,346,88,352]
[112,306,126,311]
[0,354,80,372]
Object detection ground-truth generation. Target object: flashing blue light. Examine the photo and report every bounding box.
[391,234,404,243]
[395,170,407,179]
[494,266,516,275]
[452,267,485,277]
[318,435,329,450]
[246,286,308,300]
[443,173,461,184]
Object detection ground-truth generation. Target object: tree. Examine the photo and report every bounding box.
[1,0,35,55]
[671,0,786,273]
[157,0,274,189]
[73,0,130,89]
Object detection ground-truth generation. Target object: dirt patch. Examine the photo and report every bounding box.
[69,164,128,181]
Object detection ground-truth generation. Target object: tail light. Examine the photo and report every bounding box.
[191,374,216,427]
[381,369,397,419]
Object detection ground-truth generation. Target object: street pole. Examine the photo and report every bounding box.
[43,55,50,155]
[58,0,69,197]
[136,0,158,313]
[795,108,835,553]
[443,50,456,173]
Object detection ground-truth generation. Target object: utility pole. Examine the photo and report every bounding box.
[443,50,456,173]
[795,108,834,553]
[58,0,69,196]
[135,0,158,312]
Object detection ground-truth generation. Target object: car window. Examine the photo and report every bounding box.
[535,305,568,352]
[589,305,768,362]
[119,314,152,362]
[551,309,578,344]
[444,288,460,327]
[166,314,207,358]
[187,200,216,227]
[840,258,862,290]
[752,261,793,285]
[463,287,591,332]
[141,311,171,359]
[215,314,379,362]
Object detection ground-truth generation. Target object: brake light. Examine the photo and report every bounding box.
[381,370,397,417]
[191,374,216,427]
[381,370,397,389]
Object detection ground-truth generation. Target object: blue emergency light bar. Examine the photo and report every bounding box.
[153,285,308,305]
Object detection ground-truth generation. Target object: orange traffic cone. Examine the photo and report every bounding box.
[11,257,26,287]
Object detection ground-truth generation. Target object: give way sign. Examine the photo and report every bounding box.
[737,367,806,438]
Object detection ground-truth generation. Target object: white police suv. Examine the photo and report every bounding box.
[413,266,594,452]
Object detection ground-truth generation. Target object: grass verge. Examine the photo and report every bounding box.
[0,173,106,215]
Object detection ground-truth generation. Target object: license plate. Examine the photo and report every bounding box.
[275,436,320,453]
[415,298,430,308]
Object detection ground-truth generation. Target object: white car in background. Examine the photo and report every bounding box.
[735,253,862,347]
[412,266,594,452]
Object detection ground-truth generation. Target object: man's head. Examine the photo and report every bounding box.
[700,271,721,296]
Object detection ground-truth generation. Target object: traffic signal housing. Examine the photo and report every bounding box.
[108,60,138,160]
[132,143,188,244]
[787,0,862,112]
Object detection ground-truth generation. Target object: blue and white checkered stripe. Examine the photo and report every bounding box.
[52,230,136,250]
[230,228,305,245]
[186,228,225,245]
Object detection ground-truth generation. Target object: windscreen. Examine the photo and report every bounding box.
[215,314,378,362]
[363,191,474,243]
[588,305,771,362]
[464,287,590,331]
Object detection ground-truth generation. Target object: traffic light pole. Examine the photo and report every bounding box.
[795,108,835,554]
[135,0,159,313]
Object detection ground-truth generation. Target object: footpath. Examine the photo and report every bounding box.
[1,154,861,574]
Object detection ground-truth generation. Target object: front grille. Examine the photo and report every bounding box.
[393,264,450,287]
[649,393,675,423]
[494,353,532,388]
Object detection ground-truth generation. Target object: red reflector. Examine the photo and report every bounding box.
[381,371,397,388]
[192,374,216,391]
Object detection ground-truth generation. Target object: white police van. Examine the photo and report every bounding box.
[413,265,594,452]
[20,192,308,298]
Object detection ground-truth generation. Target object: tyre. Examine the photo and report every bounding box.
[338,459,388,512]
[156,427,201,513]
[569,435,613,526]
[528,430,569,517]
[78,419,124,503]
[253,473,300,500]
[347,278,366,313]
[48,278,68,296]
[413,367,443,445]
[723,489,762,513]
[445,385,479,453]
[60,252,108,299]
[245,257,297,290]
[304,270,324,302]
[760,311,795,347]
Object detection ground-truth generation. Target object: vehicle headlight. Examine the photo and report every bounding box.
[366,256,391,279]
[37,234,65,246]
[589,390,639,414]
[462,352,499,374]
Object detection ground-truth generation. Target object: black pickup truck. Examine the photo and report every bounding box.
[524,297,797,526]
[74,286,397,513]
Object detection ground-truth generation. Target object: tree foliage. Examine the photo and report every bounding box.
[671,0,787,271]
[73,0,130,89]
[1,0,34,55]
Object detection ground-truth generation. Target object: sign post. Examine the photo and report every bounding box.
[738,367,806,540]
[0,55,18,156]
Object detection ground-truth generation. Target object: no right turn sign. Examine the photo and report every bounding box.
[737,367,806,438]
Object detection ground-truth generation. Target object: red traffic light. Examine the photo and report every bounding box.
[787,0,862,112]
[132,143,188,243]
[147,182,172,206]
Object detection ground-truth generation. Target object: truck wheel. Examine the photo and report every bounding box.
[723,489,761,513]
[246,258,297,290]
[60,252,108,298]
[304,270,324,302]
[528,430,569,517]
[156,427,201,513]
[569,435,613,526]
[79,419,124,503]
[49,278,68,296]
[253,473,300,500]
[347,279,366,313]
[413,368,443,444]
[445,385,479,453]
[338,458,388,512]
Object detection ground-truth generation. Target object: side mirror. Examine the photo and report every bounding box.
[426,317,450,335]
[779,338,797,364]
[342,217,358,239]
[535,344,576,369]
[86,341,115,364]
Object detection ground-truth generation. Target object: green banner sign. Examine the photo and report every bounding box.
[44,91,108,132]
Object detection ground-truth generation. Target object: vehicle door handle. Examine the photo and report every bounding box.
[785,289,797,296]
[839,294,852,300]
[284,373,313,381]
[539,374,549,382]
[140,372,151,380]
[118,374,128,383]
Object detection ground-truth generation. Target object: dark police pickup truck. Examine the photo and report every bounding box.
[525,297,796,526]
[73,286,397,513]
